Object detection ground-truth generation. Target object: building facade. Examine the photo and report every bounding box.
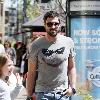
[0,1,5,42]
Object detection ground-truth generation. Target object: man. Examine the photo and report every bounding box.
[27,11,76,100]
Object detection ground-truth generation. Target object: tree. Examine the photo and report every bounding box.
[19,0,40,21]
[26,0,40,20]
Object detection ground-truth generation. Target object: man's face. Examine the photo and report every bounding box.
[44,17,60,37]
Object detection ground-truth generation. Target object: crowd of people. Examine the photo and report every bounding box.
[0,39,27,73]
[0,38,27,100]
[0,11,77,100]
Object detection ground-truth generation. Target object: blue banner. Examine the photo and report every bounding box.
[70,17,100,100]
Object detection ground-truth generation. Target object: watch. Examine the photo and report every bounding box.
[72,88,76,94]
[26,96,32,100]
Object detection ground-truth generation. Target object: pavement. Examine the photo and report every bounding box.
[15,87,27,100]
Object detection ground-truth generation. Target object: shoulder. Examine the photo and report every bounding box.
[0,80,11,100]
[0,43,4,47]
[58,34,74,43]
[0,44,5,50]
[11,47,15,51]
[28,37,44,54]
[0,79,9,90]
[31,37,45,47]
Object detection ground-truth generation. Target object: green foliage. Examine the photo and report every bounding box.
[83,94,93,100]
[18,0,40,20]
[77,87,93,100]
[26,1,40,20]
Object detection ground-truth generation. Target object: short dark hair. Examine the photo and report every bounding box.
[43,11,60,23]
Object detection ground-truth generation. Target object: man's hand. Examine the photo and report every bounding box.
[64,87,76,96]
[26,96,32,100]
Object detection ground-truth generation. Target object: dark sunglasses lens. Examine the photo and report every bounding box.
[47,22,59,27]
[55,23,59,26]
[47,22,53,27]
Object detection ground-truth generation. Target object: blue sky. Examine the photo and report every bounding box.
[4,0,11,8]
[4,0,17,9]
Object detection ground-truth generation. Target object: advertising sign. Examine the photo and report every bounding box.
[70,17,100,100]
[70,1,100,11]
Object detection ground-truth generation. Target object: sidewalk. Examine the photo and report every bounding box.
[15,87,27,100]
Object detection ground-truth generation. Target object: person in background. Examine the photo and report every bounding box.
[20,51,28,87]
[26,11,76,100]
[4,40,16,65]
[0,38,5,53]
[15,42,26,70]
[0,53,23,100]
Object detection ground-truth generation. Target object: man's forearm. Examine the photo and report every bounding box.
[26,72,36,96]
[27,58,37,96]
[68,66,76,89]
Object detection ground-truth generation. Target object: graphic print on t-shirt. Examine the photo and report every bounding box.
[42,47,66,67]
[42,47,65,57]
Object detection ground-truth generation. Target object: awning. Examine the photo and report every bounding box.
[22,14,65,28]
[22,15,44,28]
[33,32,46,36]
[33,32,65,36]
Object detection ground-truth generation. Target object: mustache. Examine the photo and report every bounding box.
[50,28,61,32]
[50,29,57,31]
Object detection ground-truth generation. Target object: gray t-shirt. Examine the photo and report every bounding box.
[29,34,75,92]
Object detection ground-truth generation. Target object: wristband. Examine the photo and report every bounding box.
[72,88,76,94]
[26,96,32,100]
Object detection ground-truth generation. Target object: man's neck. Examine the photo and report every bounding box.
[45,33,57,42]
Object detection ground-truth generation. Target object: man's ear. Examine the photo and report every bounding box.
[44,22,46,27]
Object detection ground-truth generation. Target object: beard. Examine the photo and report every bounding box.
[48,31,57,37]
[47,29,60,37]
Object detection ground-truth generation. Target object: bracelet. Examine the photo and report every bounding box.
[26,96,32,100]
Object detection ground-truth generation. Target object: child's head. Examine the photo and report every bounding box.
[4,40,11,48]
[0,53,14,78]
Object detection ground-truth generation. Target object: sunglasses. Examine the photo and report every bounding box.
[46,22,60,27]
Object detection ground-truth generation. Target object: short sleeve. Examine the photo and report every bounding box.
[28,42,38,62]
[69,38,76,58]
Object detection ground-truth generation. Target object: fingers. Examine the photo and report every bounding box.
[16,73,23,78]
[15,73,20,77]
[15,73,23,85]
[64,88,73,96]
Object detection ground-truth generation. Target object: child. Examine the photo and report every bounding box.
[0,53,23,100]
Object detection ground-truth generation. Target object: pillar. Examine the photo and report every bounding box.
[0,1,5,43]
